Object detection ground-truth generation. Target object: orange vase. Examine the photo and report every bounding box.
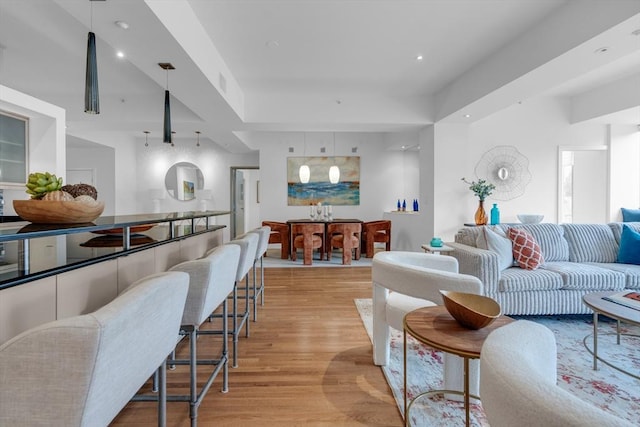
[475,200,488,225]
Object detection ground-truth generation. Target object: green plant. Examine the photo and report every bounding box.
[461,177,495,201]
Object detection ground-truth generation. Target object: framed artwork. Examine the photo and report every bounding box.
[287,156,360,206]
[183,180,195,200]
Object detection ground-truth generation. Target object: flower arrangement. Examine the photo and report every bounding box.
[461,177,495,201]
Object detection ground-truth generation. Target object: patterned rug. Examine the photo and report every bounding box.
[355,299,640,426]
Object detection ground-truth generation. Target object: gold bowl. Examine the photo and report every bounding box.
[13,199,105,224]
[440,290,501,329]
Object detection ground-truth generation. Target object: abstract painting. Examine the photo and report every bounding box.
[287,156,360,206]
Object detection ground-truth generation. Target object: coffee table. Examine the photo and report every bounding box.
[582,291,640,380]
[403,306,513,427]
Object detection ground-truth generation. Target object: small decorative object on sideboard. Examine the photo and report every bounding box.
[517,214,544,224]
[13,172,104,224]
[462,177,495,226]
[430,237,443,247]
[440,290,501,330]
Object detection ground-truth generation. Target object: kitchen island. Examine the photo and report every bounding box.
[0,210,229,344]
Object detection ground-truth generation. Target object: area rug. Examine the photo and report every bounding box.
[355,299,640,426]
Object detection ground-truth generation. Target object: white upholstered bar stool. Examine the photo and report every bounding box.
[165,244,240,426]
[207,233,258,368]
[247,225,270,321]
[0,271,189,427]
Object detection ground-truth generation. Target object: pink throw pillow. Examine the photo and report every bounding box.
[508,228,544,270]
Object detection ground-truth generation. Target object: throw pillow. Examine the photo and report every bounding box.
[476,227,513,271]
[621,208,640,222]
[617,224,640,265]
[508,227,544,270]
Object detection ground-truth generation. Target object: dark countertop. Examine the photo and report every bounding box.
[0,210,230,290]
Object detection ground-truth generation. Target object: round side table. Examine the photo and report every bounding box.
[403,306,513,427]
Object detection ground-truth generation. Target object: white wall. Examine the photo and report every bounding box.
[258,131,420,223]
[135,140,258,242]
[0,85,65,213]
[609,124,640,221]
[431,97,612,241]
[66,142,116,216]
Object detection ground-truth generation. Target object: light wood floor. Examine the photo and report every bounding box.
[111,267,402,426]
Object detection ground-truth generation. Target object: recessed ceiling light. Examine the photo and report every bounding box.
[416,55,424,61]
[631,29,640,36]
[463,114,471,118]
[594,47,609,54]
[114,20,129,30]
[116,51,125,59]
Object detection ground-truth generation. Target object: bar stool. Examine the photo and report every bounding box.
[247,225,270,321]
[207,233,258,368]
[166,244,240,426]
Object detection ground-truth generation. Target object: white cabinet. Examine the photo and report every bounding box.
[0,111,27,187]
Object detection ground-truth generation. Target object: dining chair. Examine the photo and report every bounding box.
[291,223,325,265]
[362,220,391,258]
[326,222,362,265]
[261,220,290,259]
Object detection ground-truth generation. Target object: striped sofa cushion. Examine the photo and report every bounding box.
[588,262,640,289]
[542,262,625,291]
[562,223,618,263]
[498,267,563,293]
[500,223,569,262]
[454,227,484,247]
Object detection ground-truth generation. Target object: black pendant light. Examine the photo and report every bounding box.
[159,63,175,144]
[84,0,102,114]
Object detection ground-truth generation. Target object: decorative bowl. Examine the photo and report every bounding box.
[440,290,501,329]
[517,214,544,224]
[13,199,105,224]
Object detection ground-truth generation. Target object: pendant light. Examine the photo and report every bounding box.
[195,131,201,147]
[84,0,100,114]
[329,132,340,184]
[143,130,150,147]
[299,133,310,184]
[159,63,175,144]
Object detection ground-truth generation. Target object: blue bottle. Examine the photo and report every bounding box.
[402,199,406,211]
[397,199,401,211]
[415,199,419,211]
[490,203,500,225]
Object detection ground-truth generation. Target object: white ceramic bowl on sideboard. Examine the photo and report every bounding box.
[517,214,544,224]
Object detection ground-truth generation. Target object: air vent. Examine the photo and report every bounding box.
[288,147,294,153]
[320,147,326,153]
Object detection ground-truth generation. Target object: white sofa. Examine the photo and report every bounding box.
[480,320,634,427]
[449,222,640,315]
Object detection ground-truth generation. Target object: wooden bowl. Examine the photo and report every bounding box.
[13,199,105,224]
[440,290,501,329]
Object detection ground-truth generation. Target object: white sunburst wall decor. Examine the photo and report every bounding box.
[474,145,531,201]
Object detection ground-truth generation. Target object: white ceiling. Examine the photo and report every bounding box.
[0,0,639,152]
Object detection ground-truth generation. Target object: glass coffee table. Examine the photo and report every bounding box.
[582,291,640,380]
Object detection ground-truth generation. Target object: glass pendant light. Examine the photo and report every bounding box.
[195,131,201,147]
[299,133,310,183]
[329,132,340,184]
[143,130,150,147]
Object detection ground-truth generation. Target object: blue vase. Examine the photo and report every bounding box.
[397,199,401,211]
[490,203,500,225]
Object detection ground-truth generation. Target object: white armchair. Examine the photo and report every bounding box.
[372,251,484,400]
[481,320,634,427]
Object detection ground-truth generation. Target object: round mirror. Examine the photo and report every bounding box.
[164,162,204,201]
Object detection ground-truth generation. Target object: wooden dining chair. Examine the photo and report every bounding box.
[326,222,361,265]
[362,220,391,258]
[291,223,325,265]
[262,221,290,259]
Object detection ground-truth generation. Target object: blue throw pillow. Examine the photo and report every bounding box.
[617,225,640,265]
[621,208,640,222]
